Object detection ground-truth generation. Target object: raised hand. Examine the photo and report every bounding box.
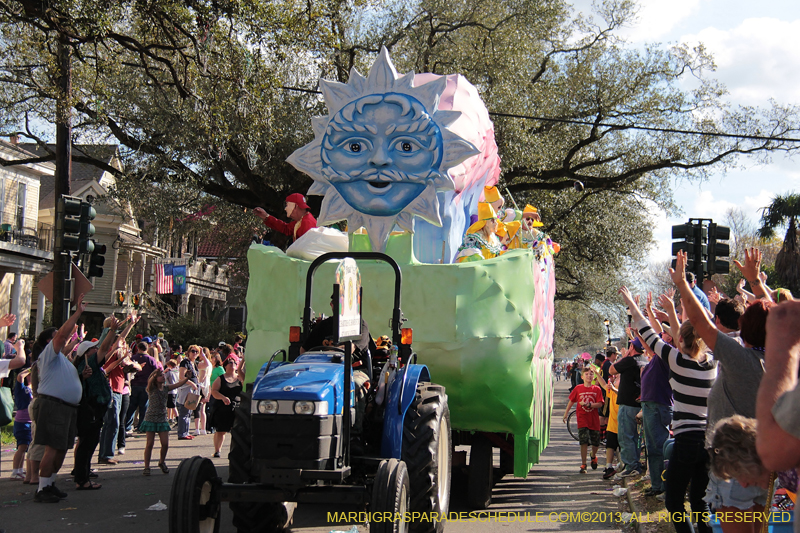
[708,287,721,305]
[737,278,746,292]
[653,309,670,323]
[76,293,86,313]
[658,293,676,314]
[765,301,800,362]
[733,247,763,282]
[669,250,687,286]
[253,207,268,220]
[618,286,636,308]
[0,313,16,328]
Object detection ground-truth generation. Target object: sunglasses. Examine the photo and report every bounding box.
[189,349,199,353]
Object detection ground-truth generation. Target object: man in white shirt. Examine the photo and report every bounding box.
[30,295,86,503]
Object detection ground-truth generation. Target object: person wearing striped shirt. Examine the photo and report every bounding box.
[620,285,718,533]
[674,249,774,533]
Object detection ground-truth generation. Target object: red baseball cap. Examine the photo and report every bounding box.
[285,193,309,210]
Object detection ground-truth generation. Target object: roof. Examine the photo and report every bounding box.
[20,144,120,209]
[197,230,249,259]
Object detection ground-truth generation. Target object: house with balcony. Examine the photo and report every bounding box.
[0,139,55,339]
[30,144,166,333]
[142,230,234,330]
[0,140,240,338]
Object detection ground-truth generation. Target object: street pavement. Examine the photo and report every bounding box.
[0,379,622,533]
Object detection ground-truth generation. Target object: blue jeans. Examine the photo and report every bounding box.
[127,385,149,431]
[98,392,122,460]
[641,401,672,491]
[617,404,641,470]
[177,402,192,438]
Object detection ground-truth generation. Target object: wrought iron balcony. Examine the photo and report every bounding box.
[0,218,54,252]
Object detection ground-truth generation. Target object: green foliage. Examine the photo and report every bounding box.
[758,192,800,240]
[2,0,800,351]
[164,315,236,349]
[757,192,800,293]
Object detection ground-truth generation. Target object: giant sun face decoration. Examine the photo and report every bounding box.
[287,47,480,252]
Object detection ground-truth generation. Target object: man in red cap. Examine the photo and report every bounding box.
[253,193,317,243]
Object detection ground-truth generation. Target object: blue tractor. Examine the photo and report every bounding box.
[169,252,452,533]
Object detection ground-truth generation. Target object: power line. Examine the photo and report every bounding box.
[489,111,800,143]
[280,85,800,144]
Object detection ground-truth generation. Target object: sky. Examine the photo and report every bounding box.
[575,0,800,263]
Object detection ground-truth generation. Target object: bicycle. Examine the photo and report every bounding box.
[567,409,579,441]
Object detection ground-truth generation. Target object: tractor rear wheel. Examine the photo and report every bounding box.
[228,389,294,533]
[402,383,451,533]
[371,459,411,533]
[467,433,493,509]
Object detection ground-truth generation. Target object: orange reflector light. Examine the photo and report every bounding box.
[289,326,301,343]
[401,328,413,344]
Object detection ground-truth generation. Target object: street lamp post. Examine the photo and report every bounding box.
[603,318,611,347]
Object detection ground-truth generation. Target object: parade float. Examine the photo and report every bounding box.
[240,47,555,515]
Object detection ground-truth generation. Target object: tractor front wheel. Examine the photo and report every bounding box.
[169,456,221,533]
[228,389,294,533]
[371,459,411,533]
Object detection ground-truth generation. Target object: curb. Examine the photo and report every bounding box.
[622,477,643,533]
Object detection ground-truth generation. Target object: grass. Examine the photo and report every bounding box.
[1,425,15,446]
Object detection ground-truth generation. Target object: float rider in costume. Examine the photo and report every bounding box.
[455,202,504,263]
[253,193,317,244]
[519,204,561,258]
[483,186,520,226]
[504,221,523,250]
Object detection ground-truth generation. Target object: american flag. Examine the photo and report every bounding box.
[155,263,173,294]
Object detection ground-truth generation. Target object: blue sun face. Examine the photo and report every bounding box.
[286,46,480,252]
[321,94,443,217]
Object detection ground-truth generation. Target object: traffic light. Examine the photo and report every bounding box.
[671,224,693,257]
[708,223,731,275]
[87,243,106,278]
[671,223,698,270]
[132,293,141,308]
[692,224,708,277]
[115,291,125,306]
[79,201,96,254]
[56,196,83,252]
[671,221,707,280]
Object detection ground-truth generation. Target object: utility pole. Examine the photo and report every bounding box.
[52,36,72,327]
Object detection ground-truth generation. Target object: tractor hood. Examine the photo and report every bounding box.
[252,357,353,415]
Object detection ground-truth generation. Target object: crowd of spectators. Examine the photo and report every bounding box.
[564,247,800,533]
[1,306,246,504]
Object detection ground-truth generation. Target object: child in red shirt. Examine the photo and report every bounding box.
[563,366,604,473]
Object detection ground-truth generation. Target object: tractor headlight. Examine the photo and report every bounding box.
[255,400,278,414]
[294,401,315,415]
